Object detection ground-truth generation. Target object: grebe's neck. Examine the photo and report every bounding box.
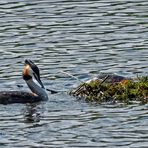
[26,79,48,101]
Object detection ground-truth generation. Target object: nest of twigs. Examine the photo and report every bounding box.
[70,75,148,104]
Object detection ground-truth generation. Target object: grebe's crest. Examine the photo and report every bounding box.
[23,59,45,88]
[23,64,33,80]
[25,59,40,78]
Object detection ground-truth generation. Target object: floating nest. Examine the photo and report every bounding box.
[70,74,148,104]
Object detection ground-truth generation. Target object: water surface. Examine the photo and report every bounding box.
[0,0,148,147]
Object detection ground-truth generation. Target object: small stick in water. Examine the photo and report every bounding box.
[60,71,83,83]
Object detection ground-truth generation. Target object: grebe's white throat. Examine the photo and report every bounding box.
[26,78,48,101]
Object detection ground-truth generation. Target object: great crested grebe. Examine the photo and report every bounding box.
[0,59,48,104]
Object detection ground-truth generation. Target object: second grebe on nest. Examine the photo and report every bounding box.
[0,59,48,104]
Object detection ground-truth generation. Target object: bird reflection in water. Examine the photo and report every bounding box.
[23,103,42,123]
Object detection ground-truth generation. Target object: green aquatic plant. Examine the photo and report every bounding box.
[70,76,148,104]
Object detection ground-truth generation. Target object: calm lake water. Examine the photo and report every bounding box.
[0,0,148,147]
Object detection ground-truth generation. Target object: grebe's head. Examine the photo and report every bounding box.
[23,59,45,88]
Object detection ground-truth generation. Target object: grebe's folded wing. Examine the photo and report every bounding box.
[0,91,42,104]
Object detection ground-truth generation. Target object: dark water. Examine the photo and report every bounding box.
[0,0,148,147]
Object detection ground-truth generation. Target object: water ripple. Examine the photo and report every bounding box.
[0,0,148,147]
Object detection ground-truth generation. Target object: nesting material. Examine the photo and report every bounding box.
[70,75,148,104]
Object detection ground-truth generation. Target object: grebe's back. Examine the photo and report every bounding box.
[0,91,41,104]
